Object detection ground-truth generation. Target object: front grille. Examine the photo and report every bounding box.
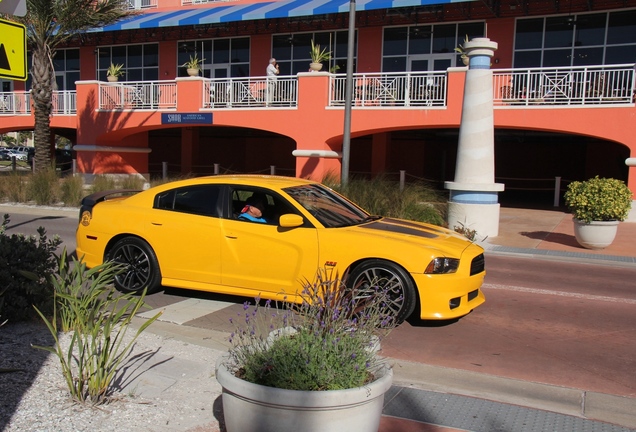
[470,253,485,276]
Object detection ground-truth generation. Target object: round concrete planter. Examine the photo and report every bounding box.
[309,62,323,71]
[572,218,619,250]
[215,355,393,432]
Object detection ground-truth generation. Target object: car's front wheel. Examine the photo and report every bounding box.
[108,237,162,294]
[348,260,417,324]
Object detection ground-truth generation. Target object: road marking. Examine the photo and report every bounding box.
[139,298,233,324]
[483,283,636,305]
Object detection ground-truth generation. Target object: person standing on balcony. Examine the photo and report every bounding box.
[266,58,279,106]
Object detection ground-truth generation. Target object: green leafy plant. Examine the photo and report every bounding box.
[224,268,396,391]
[33,252,162,404]
[454,34,469,64]
[0,215,62,322]
[106,63,125,78]
[310,40,331,64]
[563,176,632,223]
[181,54,205,71]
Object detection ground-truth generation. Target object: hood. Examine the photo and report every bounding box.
[353,217,479,256]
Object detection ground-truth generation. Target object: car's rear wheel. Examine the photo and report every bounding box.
[108,237,161,294]
[348,260,417,324]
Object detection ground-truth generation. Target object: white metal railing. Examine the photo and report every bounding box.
[203,76,298,109]
[99,81,177,110]
[330,72,448,107]
[52,91,76,115]
[127,0,157,9]
[0,91,31,115]
[181,0,237,5]
[493,64,635,106]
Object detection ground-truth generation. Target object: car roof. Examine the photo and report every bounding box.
[155,175,318,190]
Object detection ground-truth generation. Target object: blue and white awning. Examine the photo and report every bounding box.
[92,0,473,31]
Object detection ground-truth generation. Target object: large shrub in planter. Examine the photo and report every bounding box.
[0,215,61,322]
[564,176,632,223]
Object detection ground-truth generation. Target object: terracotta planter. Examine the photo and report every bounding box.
[216,355,393,432]
[572,218,619,250]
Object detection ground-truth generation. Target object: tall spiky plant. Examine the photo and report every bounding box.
[11,0,137,172]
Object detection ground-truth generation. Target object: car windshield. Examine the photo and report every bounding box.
[284,184,372,228]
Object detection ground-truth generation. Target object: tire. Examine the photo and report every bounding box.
[107,237,162,294]
[348,259,417,324]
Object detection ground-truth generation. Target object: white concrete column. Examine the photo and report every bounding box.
[445,37,504,239]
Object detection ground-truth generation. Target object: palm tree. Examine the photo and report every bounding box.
[14,0,137,172]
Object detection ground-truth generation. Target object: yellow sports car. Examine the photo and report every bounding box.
[76,175,485,322]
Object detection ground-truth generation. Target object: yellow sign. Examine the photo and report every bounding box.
[0,18,27,81]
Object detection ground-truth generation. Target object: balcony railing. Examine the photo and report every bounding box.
[99,81,177,110]
[2,65,634,120]
[0,91,31,115]
[330,72,448,107]
[203,76,298,109]
[52,91,76,115]
[493,64,635,106]
[127,0,157,9]
[181,0,236,5]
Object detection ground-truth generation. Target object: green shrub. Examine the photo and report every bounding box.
[60,175,85,207]
[28,168,60,205]
[33,252,162,404]
[3,173,29,203]
[120,175,146,190]
[0,214,62,322]
[326,175,446,226]
[90,175,118,193]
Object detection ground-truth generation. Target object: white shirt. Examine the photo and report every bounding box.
[266,63,278,80]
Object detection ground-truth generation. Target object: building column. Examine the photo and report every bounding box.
[445,37,504,238]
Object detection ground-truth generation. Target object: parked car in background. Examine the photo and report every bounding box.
[0,148,13,161]
[76,175,486,323]
[1,148,27,161]
[56,148,74,173]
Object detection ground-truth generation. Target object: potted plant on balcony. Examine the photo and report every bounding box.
[563,176,632,249]
[215,269,396,432]
[106,63,125,82]
[309,39,331,71]
[454,35,469,66]
[181,54,204,76]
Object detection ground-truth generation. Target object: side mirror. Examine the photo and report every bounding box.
[279,214,304,228]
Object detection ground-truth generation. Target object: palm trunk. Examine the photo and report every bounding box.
[31,42,54,173]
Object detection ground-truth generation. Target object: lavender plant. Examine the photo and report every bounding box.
[225,268,397,391]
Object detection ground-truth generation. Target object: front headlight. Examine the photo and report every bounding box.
[425,257,459,274]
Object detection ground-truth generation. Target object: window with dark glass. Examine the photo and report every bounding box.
[96,44,159,82]
[272,30,353,75]
[177,38,250,78]
[515,11,636,67]
[154,185,221,217]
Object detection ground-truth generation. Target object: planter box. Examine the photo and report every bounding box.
[216,355,393,432]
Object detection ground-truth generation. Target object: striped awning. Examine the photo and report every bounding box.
[93,0,473,31]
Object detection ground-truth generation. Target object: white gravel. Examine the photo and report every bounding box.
[1,321,225,432]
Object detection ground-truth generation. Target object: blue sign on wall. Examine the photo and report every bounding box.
[161,113,213,124]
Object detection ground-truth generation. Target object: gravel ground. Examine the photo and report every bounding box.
[1,321,225,432]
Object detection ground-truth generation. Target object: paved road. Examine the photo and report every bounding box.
[4,204,636,422]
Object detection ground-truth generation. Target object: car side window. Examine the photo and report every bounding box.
[154,185,221,217]
[229,188,309,226]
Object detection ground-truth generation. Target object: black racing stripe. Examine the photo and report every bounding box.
[361,220,438,238]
